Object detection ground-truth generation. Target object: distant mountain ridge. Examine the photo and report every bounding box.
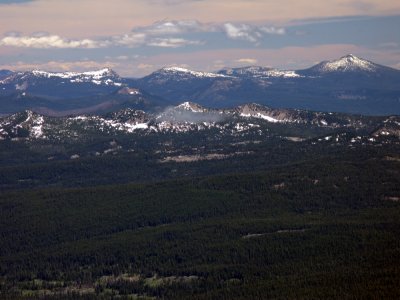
[134,54,400,115]
[1,68,120,83]
[218,66,301,78]
[1,54,400,115]
[1,101,398,142]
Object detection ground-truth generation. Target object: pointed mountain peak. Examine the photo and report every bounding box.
[341,53,359,60]
[81,68,119,78]
[310,54,377,73]
[336,54,370,65]
[176,101,206,112]
[237,103,270,111]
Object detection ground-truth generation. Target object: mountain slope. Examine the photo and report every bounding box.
[303,54,376,73]
[0,69,14,80]
[299,54,396,75]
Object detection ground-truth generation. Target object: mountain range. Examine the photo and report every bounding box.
[2,101,399,143]
[1,54,400,116]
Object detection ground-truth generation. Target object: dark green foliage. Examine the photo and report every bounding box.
[1,113,400,298]
[1,154,400,299]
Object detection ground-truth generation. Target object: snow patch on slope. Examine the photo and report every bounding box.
[220,66,302,78]
[31,68,115,80]
[30,115,45,138]
[101,119,149,133]
[240,113,281,123]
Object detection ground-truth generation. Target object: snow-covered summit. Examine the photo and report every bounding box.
[159,67,229,78]
[310,54,377,73]
[219,66,302,78]
[0,68,123,86]
[30,68,119,80]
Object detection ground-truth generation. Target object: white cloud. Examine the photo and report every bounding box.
[134,19,206,35]
[147,38,202,48]
[0,34,108,48]
[113,33,147,47]
[223,23,286,43]
[0,31,202,49]
[0,20,286,49]
[112,21,206,48]
[224,23,259,43]
[235,58,258,65]
[260,26,286,35]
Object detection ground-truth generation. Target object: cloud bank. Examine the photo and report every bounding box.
[0,26,204,49]
[0,20,286,49]
[0,34,107,48]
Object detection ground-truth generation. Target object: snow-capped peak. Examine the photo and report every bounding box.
[314,54,377,73]
[160,67,228,78]
[176,101,206,112]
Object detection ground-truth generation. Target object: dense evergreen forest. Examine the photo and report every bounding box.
[1,110,400,299]
[1,148,400,299]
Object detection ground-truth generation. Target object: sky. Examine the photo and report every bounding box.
[0,0,399,77]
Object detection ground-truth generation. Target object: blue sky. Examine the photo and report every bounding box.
[0,0,399,76]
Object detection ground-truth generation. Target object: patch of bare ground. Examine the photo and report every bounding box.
[98,273,141,284]
[144,275,199,288]
[383,196,400,202]
[384,156,400,162]
[285,137,306,142]
[273,182,285,189]
[242,228,308,239]
[159,152,252,163]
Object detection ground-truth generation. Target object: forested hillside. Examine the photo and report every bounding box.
[1,154,400,299]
